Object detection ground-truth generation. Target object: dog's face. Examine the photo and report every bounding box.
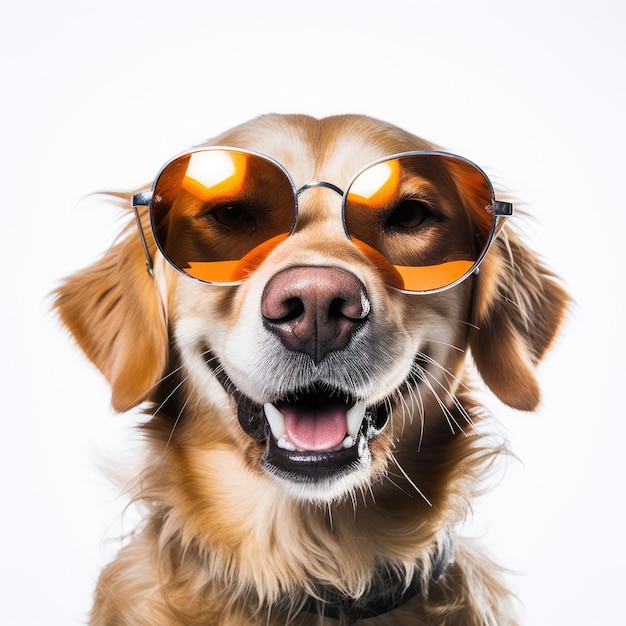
[167,118,483,503]
[56,113,567,517]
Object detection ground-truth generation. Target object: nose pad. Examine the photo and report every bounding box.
[261,266,370,363]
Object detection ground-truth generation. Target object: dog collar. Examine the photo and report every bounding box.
[303,534,454,623]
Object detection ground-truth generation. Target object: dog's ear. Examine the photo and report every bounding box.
[55,202,168,412]
[469,228,569,411]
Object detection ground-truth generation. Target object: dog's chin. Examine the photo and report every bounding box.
[207,354,390,503]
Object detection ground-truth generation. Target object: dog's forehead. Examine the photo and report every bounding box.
[208,114,435,189]
[313,134,390,189]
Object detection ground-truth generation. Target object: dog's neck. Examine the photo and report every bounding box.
[303,534,454,623]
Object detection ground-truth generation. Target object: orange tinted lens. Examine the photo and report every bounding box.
[150,150,295,283]
[345,154,495,292]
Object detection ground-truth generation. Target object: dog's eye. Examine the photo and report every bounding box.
[210,204,255,228]
[385,199,430,231]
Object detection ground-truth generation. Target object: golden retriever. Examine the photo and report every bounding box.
[55,114,568,625]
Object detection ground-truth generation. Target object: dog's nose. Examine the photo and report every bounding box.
[261,267,370,363]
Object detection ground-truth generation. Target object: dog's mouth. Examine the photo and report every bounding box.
[260,390,388,481]
[266,393,369,453]
[207,355,389,483]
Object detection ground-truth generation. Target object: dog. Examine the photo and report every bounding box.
[55,114,568,625]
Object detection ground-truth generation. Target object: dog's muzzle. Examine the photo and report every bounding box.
[212,265,390,487]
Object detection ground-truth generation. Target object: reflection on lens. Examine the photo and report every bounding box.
[391,260,476,291]
[345,153,495,292]
[348,159,400,206]
[181,151,248,202]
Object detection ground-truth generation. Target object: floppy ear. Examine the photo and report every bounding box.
[469,228,569,411]
[54,200,168,412]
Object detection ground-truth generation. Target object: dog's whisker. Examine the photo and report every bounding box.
[424,338,466,353]
[420,368,479,434]
[149,376,189,420]
[326,502,335,532]
[348,489,358,516]
[152,363,187,390]
[412,354,476,432]
[457,319,481,331]
[388,452,432,506]
[417,375,464,435]
[394,390,411,439]
[449,394,479,430]
[126,362,188,407]
[384,470,419,499]
[399,366,428,450]
[403,374,426,450]
[416,351,469,392]
[163,392,193,452]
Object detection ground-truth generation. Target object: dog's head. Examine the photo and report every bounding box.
[56,114,567,507]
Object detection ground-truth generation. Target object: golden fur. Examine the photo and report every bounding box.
[55,114,568,625]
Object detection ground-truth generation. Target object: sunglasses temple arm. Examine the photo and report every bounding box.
[132,192,154,276]
[493,200,513,237]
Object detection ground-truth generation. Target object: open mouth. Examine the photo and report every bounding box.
[265,393,368,453]
[207,354,389,483]
[260,389,388,481]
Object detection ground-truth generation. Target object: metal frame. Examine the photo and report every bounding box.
[131,148,513,294]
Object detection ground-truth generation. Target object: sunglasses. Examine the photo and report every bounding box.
[132,148,512,294]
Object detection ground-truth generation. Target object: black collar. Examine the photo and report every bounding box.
[303,535,454,623]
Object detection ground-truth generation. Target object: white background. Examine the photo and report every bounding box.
[2,1,624,624]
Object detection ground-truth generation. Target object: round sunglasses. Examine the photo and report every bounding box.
[132,147,512,294]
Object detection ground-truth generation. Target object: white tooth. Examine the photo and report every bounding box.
[343,436,354,449]
[263,403,285,440]
[277,436,296,451]
[346,401,367,438]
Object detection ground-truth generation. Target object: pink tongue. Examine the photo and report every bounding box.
[281,402,348,452]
